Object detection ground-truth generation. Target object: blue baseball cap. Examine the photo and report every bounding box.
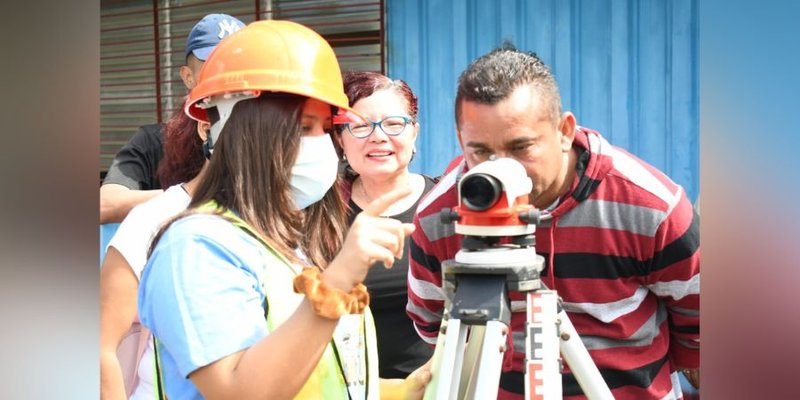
[185,14,245,61]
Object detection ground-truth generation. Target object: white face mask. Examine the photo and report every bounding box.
[291,134,340,210]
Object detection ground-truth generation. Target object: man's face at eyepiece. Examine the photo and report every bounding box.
[457,84,574,209]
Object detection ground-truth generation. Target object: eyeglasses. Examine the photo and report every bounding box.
[344,116,414,139]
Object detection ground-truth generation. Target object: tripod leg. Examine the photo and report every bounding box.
[460,325,485,399]
[464,320,507,399]
[424,317,470,400]
[525,291,562,399]
[557,308,614,400]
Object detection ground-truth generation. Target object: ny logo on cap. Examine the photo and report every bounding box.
[217,19,242,39]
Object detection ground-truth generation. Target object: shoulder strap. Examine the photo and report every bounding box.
[196,201,298,321]
[194,201,296,269]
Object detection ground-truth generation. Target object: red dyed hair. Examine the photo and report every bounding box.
[156,99,205,189]
[341,71,418,120]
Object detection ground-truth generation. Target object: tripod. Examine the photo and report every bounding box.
[423,236,614,400]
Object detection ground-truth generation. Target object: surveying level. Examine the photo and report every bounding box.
[423,157,613,400]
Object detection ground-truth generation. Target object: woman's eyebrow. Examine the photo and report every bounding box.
[301,114,332,123]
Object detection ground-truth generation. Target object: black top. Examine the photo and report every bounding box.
[103,123,164,190]
[347,175,437,378]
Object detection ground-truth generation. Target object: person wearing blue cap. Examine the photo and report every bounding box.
[100,13,244,225]
[100,13,244,400]
[180,13,245,90]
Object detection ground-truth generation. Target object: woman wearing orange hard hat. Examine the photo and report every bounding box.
[137,20,429,399]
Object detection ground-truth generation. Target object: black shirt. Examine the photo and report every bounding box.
[103,123,164,190]
[346,175,437,378]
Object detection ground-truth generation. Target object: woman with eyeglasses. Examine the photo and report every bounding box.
[334,71,437,380]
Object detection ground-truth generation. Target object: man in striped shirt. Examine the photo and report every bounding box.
[407,45,699,399]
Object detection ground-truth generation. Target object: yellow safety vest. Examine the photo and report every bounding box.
[201,201,380,399]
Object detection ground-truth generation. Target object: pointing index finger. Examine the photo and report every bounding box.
[362,187,412,217]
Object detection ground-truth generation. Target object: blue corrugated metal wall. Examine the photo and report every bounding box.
[387,0,698,201]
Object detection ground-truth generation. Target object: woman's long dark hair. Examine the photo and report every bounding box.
[151,93,348,268]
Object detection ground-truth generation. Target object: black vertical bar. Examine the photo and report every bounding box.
[152,0,163,122]
[379,0,386,74]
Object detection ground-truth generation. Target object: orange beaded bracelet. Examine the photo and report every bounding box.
[293,267,369,319]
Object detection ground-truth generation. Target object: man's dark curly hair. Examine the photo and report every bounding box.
[455,42,562,128]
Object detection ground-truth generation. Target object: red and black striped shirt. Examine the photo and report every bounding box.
[407,127,699,399]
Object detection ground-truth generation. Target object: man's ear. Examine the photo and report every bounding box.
[197,121,210,141]
[180,65,195,89]
[558,112,577,151]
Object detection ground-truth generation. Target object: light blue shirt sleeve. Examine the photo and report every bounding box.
[138,214,269,392]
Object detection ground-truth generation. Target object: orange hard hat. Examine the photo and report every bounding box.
[184,19,361,123]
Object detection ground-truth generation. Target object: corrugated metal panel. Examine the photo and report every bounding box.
[273,0,385,73]
[387,0,698,201]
